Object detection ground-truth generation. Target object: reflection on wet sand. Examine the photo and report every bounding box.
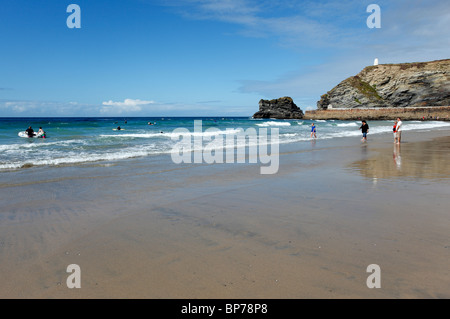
[393,144,402,169]
[349,136,450,181]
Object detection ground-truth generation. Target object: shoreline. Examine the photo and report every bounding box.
[2,118,450,173]
[0,127,449,298]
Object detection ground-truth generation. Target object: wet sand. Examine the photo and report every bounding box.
[0,128,449,298]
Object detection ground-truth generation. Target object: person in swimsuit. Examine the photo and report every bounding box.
[393,121,397,144]
[310,123,317,138]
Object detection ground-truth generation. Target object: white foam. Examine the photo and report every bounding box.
[256,121,291,127]
[100,128,242,139]
[336,123,359,127]
[0,145,166,170]
[281,133,298,137]
[0,139,88,152]
[402,121,450,131]
[100,133,164,138]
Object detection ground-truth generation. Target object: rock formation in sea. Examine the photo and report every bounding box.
[317,59,450,109]
[253,96,304,119]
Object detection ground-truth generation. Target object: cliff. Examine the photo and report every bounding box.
[253,97,304,119]
[317,59,450,109]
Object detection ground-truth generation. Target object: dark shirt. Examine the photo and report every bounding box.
[25,128,34,137]
[360,123,369,133]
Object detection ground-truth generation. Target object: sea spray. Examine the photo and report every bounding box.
[171,120,279,174]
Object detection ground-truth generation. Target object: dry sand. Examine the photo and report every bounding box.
[0,128,449,298]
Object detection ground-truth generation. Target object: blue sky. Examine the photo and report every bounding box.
[1,0,449,117]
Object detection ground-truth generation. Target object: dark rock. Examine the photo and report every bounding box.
[253,97,304,119]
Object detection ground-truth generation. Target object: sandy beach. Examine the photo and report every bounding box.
[0,127,449,299]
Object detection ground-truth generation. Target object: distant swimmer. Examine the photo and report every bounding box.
[25,126,35,138]
[117,126,122,130]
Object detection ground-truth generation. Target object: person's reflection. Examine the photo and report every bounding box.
[361,142,368,157]
[310,138,316,147]
[393,144,402,169]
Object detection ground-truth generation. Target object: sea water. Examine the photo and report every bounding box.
[0,117,449,171]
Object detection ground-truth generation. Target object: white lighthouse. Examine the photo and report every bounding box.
[374,58,379,66]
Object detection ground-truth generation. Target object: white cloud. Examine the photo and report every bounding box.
[0,98,230,116]
[100,98,155,114]
[0,99,100,117]
[165,0,337,48]
[102,98,155,107]
[3,101,38,113]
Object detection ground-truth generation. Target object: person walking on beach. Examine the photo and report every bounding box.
[310,123,317,138]
[396,117,403,144]
[359,120,369,142]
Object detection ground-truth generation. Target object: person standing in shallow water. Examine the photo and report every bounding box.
[37,127,46,138]
[25,126,34,137]
[359,120,369,142]
[310,123,317,138]
[393,120,398,144]
[396,117,403,144]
